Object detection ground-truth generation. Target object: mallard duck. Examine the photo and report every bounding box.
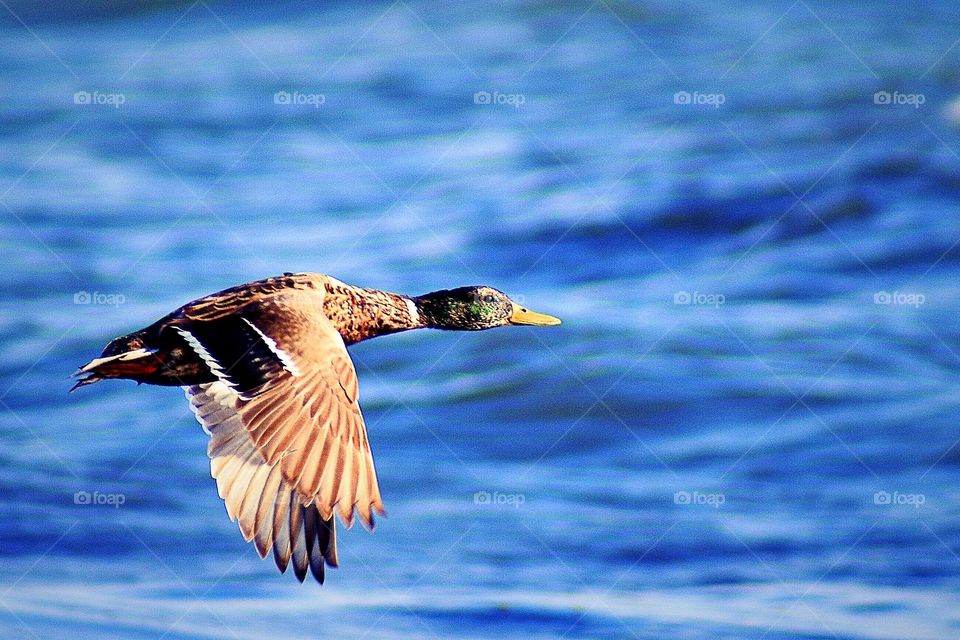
[72,272,560,584]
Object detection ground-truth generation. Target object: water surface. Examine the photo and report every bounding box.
[1,1,960,638]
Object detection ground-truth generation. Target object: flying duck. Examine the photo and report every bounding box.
[72,273,560,584]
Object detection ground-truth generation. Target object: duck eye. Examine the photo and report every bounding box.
[483,295,495,304]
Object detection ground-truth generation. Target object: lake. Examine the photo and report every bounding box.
[1,1,959,638]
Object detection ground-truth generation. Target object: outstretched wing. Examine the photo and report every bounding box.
[186,381,337,583]
[175,287,385,531]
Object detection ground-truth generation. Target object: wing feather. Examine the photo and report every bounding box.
[237,462,272,542]
[272,480,293,572]
[291,503,310,583]
[178,283,384,587]
[216,298,385,528]
[185,382,339,584]
[253,464,283,558]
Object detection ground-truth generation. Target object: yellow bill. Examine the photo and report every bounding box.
[509,306,561,326]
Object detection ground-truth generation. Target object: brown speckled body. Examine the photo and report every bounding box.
[178,272,421,345]
[85,273,424,387]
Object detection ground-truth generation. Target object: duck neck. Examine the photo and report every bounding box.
[323,282,425,344]
[409,290,465,330]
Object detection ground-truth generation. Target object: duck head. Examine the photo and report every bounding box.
[412,286,561,331]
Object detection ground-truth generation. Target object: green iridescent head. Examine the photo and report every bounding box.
[412,286,561,331]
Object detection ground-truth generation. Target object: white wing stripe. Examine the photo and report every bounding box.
[241,317,302,376]
[175,326,250,399]
[175,326,225,376]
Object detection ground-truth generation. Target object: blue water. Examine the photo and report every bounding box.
[2,1,960,638]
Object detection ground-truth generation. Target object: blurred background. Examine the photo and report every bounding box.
[1,1,959,638]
